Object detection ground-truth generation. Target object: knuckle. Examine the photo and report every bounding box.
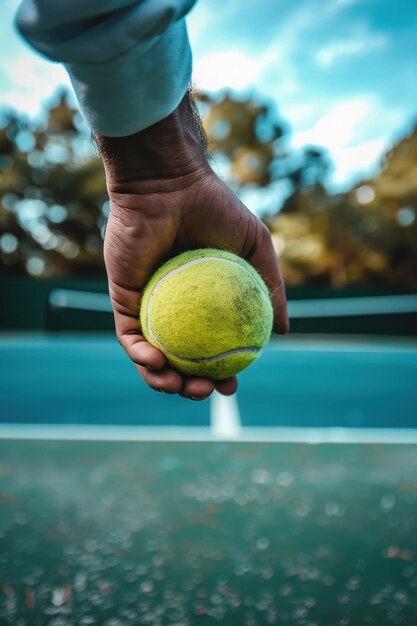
[258,221,273,246]
[277,312,290,335]
[115,331,125,348]
[280,316,290,335]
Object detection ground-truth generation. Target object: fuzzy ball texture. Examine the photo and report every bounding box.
[140,248,274,379]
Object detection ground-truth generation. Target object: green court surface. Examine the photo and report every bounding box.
[1,333,417,625]
[1,440,417,625]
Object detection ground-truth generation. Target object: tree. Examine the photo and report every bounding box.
[267,125,417,287]
[0,91,106,277]
[1,89,416,288]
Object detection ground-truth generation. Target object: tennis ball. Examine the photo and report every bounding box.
[140,248,273,379]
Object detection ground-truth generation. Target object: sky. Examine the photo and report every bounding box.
[1,0,417,203]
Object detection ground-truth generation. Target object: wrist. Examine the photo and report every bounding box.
[94,90,211,194]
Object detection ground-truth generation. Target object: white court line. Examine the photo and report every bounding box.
[210,392,241,439]
[1,424,417,445]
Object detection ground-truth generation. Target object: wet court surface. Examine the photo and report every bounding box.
[1,334,417,624]
[1,440,417,625]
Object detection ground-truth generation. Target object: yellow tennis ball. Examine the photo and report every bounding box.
[140,248,273,379]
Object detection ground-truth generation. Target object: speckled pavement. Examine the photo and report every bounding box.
[1,441,417,625]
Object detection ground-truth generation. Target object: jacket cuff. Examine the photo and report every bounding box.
[66,21,192,136]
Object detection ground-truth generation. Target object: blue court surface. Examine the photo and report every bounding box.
[1,334,417,439]
[1,334,417,625]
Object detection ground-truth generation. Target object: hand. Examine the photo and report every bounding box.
[95,92,288,401]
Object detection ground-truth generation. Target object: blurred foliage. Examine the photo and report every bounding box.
[0,89,416,287]
[265,130,417,287]
[0,92,107,277]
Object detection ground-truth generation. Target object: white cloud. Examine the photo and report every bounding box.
[193,44,298,96]
[322,0,367,18]
[187,1,214,43]
[191,0,321,97]
[290,97,398,188]
[189,0,403,191]
[316,33,388,66]
[0,52,71,118]
[0,3,70,117]
[193,51,260,91]
[329,137,389,186]
[292,99,373,150]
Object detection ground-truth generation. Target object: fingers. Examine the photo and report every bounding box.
[137,365,237,401]
[181,378,215,400]
[215,377,238,396]
[110,281,235,400]
[137,362,215,399]
[181,376,238,400]
[110,289,167,370]
[124,336,167,370]
[136,364,183,394]
[246,222,289,335]
[180,376,237,399]
[137,363,237,400]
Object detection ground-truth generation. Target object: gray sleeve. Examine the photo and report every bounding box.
[16,0,198,136]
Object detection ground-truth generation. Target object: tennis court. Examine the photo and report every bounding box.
[1,292,417,626]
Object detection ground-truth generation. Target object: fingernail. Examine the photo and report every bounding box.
[146,365,157,371]
[156,388,163,393]
[189,395,204,401]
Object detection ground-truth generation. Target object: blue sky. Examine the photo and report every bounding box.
[1,0,417,202]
